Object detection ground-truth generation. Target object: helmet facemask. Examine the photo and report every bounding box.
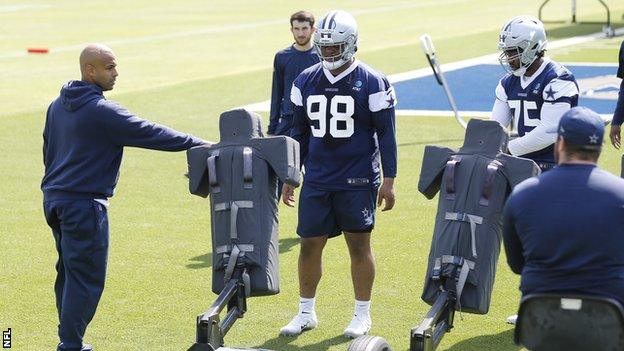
[313,10,358,71]
[314,33,357,70]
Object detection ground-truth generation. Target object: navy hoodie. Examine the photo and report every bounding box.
[42,80,204,201]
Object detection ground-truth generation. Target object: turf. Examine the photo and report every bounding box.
[1,1,623,350]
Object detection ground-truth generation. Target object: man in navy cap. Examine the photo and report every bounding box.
[503,106,624,308]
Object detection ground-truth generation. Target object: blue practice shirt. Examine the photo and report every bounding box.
[42,80,204,200]
[503,163,624,305]
[268,45,319,136]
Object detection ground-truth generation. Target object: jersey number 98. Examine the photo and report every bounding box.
[307,95,354,138]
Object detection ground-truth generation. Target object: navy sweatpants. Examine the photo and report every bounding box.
[43,199,109,351]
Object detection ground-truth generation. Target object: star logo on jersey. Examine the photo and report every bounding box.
[545,86,557,101]
[361,208,373,226]
[385,89,395,107]
[589,134,599,144]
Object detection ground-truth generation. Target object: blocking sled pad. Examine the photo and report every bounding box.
[187,108,301,297]
[418,119,539,314]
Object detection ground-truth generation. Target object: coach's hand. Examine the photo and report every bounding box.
[378,177,395,212]
[282,183,296,207]
[610,124,621,149]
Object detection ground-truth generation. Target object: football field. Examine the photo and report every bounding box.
[1,1,624,350]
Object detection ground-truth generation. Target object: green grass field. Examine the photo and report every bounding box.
[1,1,624,350]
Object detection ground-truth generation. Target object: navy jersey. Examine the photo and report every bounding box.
[269,45,319,135]
[613,40,624,125]
[503,164,624,306]
[290,60,397,190]
[494,59,579,163]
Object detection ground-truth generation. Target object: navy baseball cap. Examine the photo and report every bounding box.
[557,106,604,146]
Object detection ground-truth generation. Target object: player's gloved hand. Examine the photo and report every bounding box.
[282,183,296,207]
[377,177,395,212]
[610,124,621,149]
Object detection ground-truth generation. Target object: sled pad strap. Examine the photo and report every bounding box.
[444,156,461,200]
[243,147,253,189]
[456,259,473,308]
[444,212,483,258]
[215,244,254,254]
[207,151,220,193]
[432,257,442,280]
[480,160,502,206]
[214,201,254,240]
[223,244,241,283]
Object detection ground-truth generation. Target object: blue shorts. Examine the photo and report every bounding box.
[297,184,377,238]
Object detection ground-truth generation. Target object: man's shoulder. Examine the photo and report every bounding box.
[499,72,517,90]
[355,61,392,93]
[93,99,130,119]
[512,175,541,194]
[295,62,323,84]
[593,167,624,188]
[356,61,388,81]
[542,59,576,83]
[275,45,295,57]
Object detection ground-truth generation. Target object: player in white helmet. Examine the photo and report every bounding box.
[280,10,397,338]
[491,15,579,173]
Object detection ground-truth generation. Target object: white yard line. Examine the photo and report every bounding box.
[0,4,50,13]
[242,26,624,114]
[0,1,465,60]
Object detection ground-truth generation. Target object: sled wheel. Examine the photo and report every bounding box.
[348,335,392,351]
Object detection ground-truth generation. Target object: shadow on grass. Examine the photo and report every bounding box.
[444,329,519,351]
[186,238,300,269]
[255,334,351,351]
[187,252,212,269]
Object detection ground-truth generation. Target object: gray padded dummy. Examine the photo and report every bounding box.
[187,108,301,297]
[418,119,539,314]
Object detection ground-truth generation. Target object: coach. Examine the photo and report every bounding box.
[503,106,624,306]
[42,44,207,351]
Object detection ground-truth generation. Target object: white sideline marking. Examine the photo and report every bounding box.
[0,4,50,13]
[241,26,624,115]
[0,1,463,60]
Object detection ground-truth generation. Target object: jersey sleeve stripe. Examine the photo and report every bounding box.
[290,84,303,107]
[368,86,397,112]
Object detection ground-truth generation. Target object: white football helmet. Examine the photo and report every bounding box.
[498,15,548,77]
[314,10,358,70]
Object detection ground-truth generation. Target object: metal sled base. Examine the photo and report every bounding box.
[188,269,275,351]
[410,290,457,351]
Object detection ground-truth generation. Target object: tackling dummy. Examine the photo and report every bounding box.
[412,119,539,350]
[186,108,301,351]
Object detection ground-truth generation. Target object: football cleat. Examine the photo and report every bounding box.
[344,314,372,339]
[279,312,318,336]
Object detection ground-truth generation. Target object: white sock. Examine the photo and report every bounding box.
[354,299,371,319]
[299,297,316,314]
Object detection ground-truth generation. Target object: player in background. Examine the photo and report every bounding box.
[280,10,397,339]
[608,39,624,148]
[268,10,320,137]
[491,15,579,172]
